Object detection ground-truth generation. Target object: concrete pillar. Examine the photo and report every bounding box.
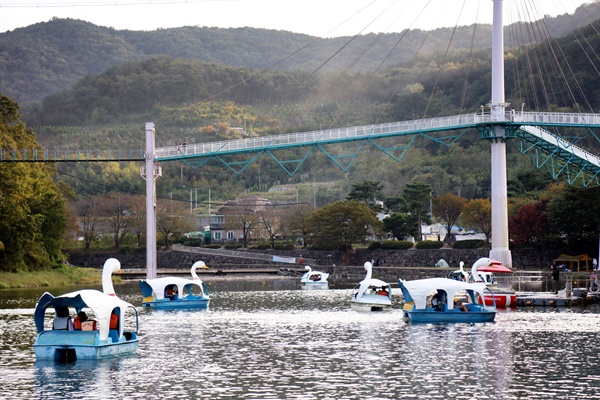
[489,0,512,268]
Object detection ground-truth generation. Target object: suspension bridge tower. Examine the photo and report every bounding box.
[489,0,512,268]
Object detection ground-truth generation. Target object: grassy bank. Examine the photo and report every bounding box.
[0,266,104,289]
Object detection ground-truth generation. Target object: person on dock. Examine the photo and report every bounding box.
[552,265,560,294]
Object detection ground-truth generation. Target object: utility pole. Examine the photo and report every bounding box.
[142,122,161,280]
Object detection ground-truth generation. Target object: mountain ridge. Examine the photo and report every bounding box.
[1,2,598,104]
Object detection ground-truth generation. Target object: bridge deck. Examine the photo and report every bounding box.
[153,111,600,162]
[2,112,599,185]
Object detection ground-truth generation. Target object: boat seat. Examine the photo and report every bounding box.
[109,329,120,342]
[36,330,98,346]
[81,320,97,331]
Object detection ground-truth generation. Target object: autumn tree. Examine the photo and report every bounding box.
[432,193,467,242]
[462,198,492,245]
[156,201,194,247]
[509,201,548,247]
[259,208,285,248]
[74,195,103,249]
[222,203,262,248]
[509,201,551,267]
[283,203,313,247]
[307,200,383,265]
[100,192,131,250]
[128,194,147,247]
[0,93,67,270]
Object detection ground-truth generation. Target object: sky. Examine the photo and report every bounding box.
[0,0,593,37]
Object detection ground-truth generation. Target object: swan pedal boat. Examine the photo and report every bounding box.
[449,258,516,308]
[33,258,139,361]
[139,261,210,309]
[300,266,329,290]
[399,277,497,323]
[350,262,392,311]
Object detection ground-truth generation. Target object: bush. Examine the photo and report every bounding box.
[368,242,382,250]
[370,240,414,250]
[251,242,272,250]
[118,246,135,253]
[182,238,203,247]
[415,240,444,249]
[452,240,485,249]
[204,244,222,249]
[224,243,243,249]
[309,242,338,251]
[274,242,294,250]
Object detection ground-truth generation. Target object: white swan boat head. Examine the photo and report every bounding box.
[467,257,516,307]
[138,260,210,309]
[33,258,139,361]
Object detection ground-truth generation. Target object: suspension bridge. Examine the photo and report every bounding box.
[150,111,600,186]
[4,112,599,187]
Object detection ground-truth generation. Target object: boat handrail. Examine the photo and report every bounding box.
[483,286,497,309]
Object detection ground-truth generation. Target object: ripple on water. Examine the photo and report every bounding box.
[1,285,600,399]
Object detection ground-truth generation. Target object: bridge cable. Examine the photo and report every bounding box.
[315,1,433,130]
[535,2,592,112]
[458,1,481,113]
[421,0,468,119]
[506,3,526,108]
[154,0,380,125]
[279,1,403,133]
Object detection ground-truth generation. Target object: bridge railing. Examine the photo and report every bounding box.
[519,125,600,167]
[155,111,600,159]
[0,147,145,162]
[516,111,600,125]
[156,113,479,159]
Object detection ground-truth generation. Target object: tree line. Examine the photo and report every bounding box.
[3,6,598,105]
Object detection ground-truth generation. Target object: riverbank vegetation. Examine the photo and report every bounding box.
[0,265,103,289]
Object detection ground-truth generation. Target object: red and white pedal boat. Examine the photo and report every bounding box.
[450,258,517,308]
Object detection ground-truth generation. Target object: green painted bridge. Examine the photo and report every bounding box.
[2,111,599,186]
[153,111,599,186]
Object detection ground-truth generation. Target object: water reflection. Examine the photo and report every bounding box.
[1,282,600,399]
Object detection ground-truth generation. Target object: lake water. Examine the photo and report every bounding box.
[1,279,600,399]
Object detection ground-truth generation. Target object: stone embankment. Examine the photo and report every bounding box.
[67,246,553,286]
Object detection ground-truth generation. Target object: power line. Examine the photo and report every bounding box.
[53,167,310,208]
[0,0,218,8]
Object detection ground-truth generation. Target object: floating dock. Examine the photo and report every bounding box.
[516,292,584,307]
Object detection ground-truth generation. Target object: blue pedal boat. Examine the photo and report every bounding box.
[138,261,210,309]
[33,258,139,361]
[398,277,497,323]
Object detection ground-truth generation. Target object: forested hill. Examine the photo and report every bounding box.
[1,2,599,105]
